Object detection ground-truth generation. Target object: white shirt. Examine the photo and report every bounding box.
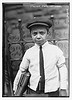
[13,41,68,93]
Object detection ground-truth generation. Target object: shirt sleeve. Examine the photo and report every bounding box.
[56,47,65,67]
[19,50,30,71]
[13,50,30,92]
[59,64,68,90]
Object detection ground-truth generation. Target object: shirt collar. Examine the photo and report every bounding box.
[35,41,49,49]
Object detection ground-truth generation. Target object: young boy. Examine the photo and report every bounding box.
[13,18,68,97]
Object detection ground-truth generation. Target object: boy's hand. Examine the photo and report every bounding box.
[59,89,67,96]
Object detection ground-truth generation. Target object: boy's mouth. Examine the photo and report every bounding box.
[36,40,42,43]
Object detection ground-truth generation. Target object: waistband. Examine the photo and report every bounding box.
[27,87,59,95]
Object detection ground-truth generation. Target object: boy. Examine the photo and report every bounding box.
[13,18,68,97]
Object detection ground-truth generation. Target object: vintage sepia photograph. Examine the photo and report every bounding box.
[2,2,70,97]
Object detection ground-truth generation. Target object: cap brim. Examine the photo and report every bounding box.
[27,22,50,29]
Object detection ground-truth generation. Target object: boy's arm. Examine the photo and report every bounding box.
[59,64,68,96]
[13,51,30,94]
[56,47,68,96]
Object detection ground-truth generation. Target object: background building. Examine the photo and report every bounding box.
[2,2,70,96]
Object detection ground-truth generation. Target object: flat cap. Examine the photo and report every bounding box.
[26,17,52,29]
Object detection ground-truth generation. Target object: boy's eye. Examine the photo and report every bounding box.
[32,32,37,36]
[39,31,45,35]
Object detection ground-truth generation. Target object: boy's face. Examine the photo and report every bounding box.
[31,26,48,46]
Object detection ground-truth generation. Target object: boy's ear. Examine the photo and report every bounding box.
[48,31,51,35]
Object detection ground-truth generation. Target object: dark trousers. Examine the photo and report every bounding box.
[23,87,59,97]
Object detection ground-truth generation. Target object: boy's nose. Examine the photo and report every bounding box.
[37,34,41,39]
